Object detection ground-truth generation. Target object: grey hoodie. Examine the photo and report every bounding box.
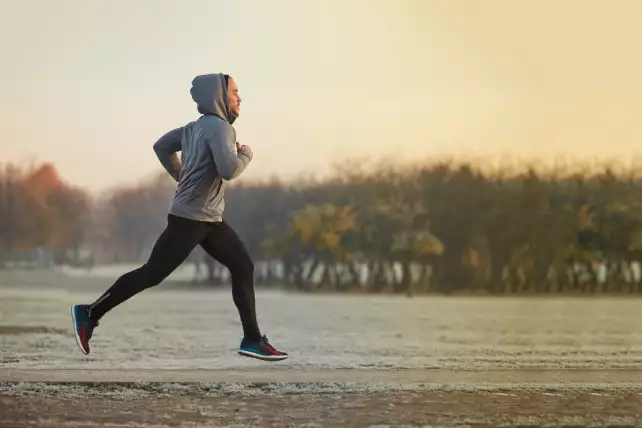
[153,73,253,222]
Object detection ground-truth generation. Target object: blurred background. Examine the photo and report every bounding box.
[3,0,642,295]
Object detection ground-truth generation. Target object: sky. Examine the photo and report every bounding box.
[2,0,642,193]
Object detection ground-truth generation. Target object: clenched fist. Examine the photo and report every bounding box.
[236,142,253,158]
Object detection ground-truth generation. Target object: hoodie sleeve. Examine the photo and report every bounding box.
[153,127,183,182]
[206,123,252,181]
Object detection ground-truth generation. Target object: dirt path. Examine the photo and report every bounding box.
[2,389,642,427]
[3,369,642,426]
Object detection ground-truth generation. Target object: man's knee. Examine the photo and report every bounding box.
[230,256,254,279]
[240,257,254,275]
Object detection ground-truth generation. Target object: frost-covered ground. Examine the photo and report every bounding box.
[1,277,642,371]
[2,269,642,427]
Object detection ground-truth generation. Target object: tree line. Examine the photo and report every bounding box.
[0,163,90,266]
[2,159,642,294]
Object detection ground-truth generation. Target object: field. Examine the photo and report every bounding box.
[1,268,642,427]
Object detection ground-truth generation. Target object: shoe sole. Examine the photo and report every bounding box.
[70,305,89,355]
[238,349,288,361]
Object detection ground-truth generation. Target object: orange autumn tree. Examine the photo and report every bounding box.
[0,162,90,263]
[0,163,29,256]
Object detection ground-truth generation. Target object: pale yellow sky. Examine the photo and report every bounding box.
[1,0,642,192]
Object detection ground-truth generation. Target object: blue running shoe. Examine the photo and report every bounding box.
[238,335,288,361]
[71,304,99,355]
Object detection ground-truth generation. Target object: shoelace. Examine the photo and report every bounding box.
[261,335,276,351]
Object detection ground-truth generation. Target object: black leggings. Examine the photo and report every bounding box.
[89,214,261,341]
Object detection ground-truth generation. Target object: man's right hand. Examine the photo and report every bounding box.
[236,142,252,157]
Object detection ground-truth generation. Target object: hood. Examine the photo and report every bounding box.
[190,73,237,124]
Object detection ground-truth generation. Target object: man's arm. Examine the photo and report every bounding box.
[206,125,253,181]
[153,127,183,182]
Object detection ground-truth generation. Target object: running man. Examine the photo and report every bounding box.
[71,73,288,362]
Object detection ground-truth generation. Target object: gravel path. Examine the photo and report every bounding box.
[2,369,642,427]
[2,385,642,427]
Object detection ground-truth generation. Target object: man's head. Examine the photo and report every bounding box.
[190,73,240,124]
[225,75,242,117]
